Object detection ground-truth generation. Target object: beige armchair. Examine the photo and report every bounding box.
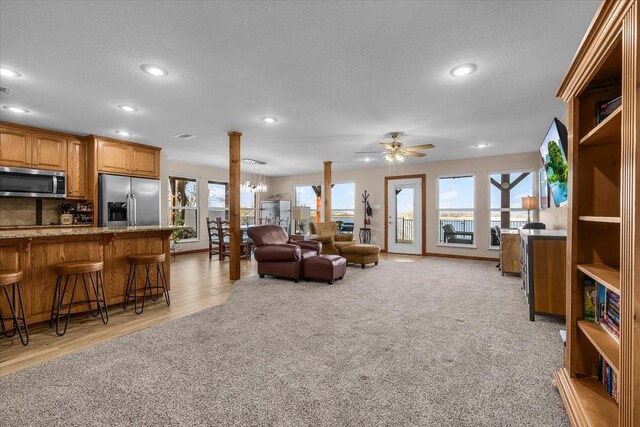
[309,221,355,256]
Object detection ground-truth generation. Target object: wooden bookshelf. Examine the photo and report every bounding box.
[578,216,621,223]
[554,1,638,426]
[554,370,619,427]
[578,320,619,373]
[579,106,622,146]
[577,263,621,293]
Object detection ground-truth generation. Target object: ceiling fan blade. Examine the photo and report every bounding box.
[379,142,394,150]
[354,151,384,154]
[404,144,435,151]
[403,151,426,158]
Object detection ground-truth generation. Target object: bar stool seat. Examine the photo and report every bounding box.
[124,253,170,314]
[0,269,29,346]
[50,260,108,336]
[128,253,165,265]
[54,261,104,275]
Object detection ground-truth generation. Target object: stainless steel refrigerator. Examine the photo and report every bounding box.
[98,174,160,226]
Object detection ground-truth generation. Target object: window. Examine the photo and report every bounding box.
[294,185,321,223]
[489,171,534,246]
[208,181,229,221]
[331,182,355,233]
[437,175,475,245]
[241,188,256,226]
[169,176,198,241]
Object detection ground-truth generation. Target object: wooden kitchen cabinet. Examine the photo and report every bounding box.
[96,137,160,178]
[0,125,32,168]
[97,139,131,175]
[66,138,87,199]
[32,132,67,171]
[130,145,160,178]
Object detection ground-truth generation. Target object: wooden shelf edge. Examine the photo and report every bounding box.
[554,368,619,427]
[579,106,622,146]
[578,216,621,223]
[577,263,621,293]
[577,320,620,373]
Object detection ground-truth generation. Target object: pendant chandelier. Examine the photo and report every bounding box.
[241,158,268,193]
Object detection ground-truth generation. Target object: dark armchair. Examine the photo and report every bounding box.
[442,224,474,244]
[247,225,321,282]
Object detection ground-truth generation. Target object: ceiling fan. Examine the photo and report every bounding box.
[355,132,435,164]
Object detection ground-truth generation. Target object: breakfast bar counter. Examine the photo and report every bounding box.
[0,226,177,324]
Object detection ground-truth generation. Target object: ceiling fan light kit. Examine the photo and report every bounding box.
[372,132,434,165]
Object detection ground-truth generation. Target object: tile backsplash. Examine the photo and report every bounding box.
[0,198,64,226]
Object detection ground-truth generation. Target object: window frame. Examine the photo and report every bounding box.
[487,168,537,247]
[207,180,229,221]
[168,174,200,243]
[294,183,322,222]
[330,181,356,230]
[436,173,477,248]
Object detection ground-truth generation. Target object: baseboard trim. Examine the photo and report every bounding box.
[174,248,210,256]
[425,252,498,262]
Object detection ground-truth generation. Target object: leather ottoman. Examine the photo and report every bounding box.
[340,244,380,269]
[302,255,347,284]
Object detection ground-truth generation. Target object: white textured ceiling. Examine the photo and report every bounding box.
[0,0,599,176]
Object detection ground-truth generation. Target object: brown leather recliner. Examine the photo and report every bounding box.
[247,225,322,282]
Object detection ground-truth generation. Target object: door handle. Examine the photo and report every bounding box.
[126,194,132,226]
[132,195,137,226]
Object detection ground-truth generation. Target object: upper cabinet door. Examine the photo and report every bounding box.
[130,145,160,178]
[32,132,67,171]
[97,139,131,174]
[66,138,87,199]
[0,126,33,168]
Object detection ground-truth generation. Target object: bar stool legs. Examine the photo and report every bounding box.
[124,254,170,315]
[50,262,108,336]
[0,270,29,346]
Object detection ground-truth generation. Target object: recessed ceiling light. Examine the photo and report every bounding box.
[450,63,478,77]
[261,117,278,124]
[140,64,168,77]
[2,106,29,113]
[174,133,196,140]
[242,158,267,165]
[475,143,488,148]
[118,105,139,112]
[363,157,373,162]
[115,130,132,136]
[0,67,21,78]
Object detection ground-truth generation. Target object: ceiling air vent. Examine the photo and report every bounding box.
[174,133,196,140]
[0,87,10,94]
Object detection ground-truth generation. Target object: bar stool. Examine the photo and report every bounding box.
[124,253,170,314]
[50,261,108,336]
[0,270,29,346]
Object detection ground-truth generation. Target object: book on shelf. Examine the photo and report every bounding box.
[595,96,622,125]
[598,355,618,403]
[583,277,596,321]
[595,283,620,341]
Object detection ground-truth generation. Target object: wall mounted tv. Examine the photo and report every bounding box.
[539,118,569,207]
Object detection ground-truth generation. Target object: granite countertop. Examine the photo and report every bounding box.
[0,224,93,230]
[0,225,180,240]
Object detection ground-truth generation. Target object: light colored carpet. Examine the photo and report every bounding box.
[0,257,567,426]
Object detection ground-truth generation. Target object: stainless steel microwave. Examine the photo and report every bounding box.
[0,166,66,198]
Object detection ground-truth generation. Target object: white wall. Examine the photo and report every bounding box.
[268,152,547,259]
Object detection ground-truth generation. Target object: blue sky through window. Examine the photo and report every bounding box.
[438,176,474,209]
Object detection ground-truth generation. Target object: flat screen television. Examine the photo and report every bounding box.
[539,118,569,207]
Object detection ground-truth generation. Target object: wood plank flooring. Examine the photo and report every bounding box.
[0,251,419,376]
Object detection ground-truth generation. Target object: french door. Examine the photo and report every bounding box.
[386,177,423,254]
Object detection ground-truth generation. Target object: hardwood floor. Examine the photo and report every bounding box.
[0,251,420,376]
